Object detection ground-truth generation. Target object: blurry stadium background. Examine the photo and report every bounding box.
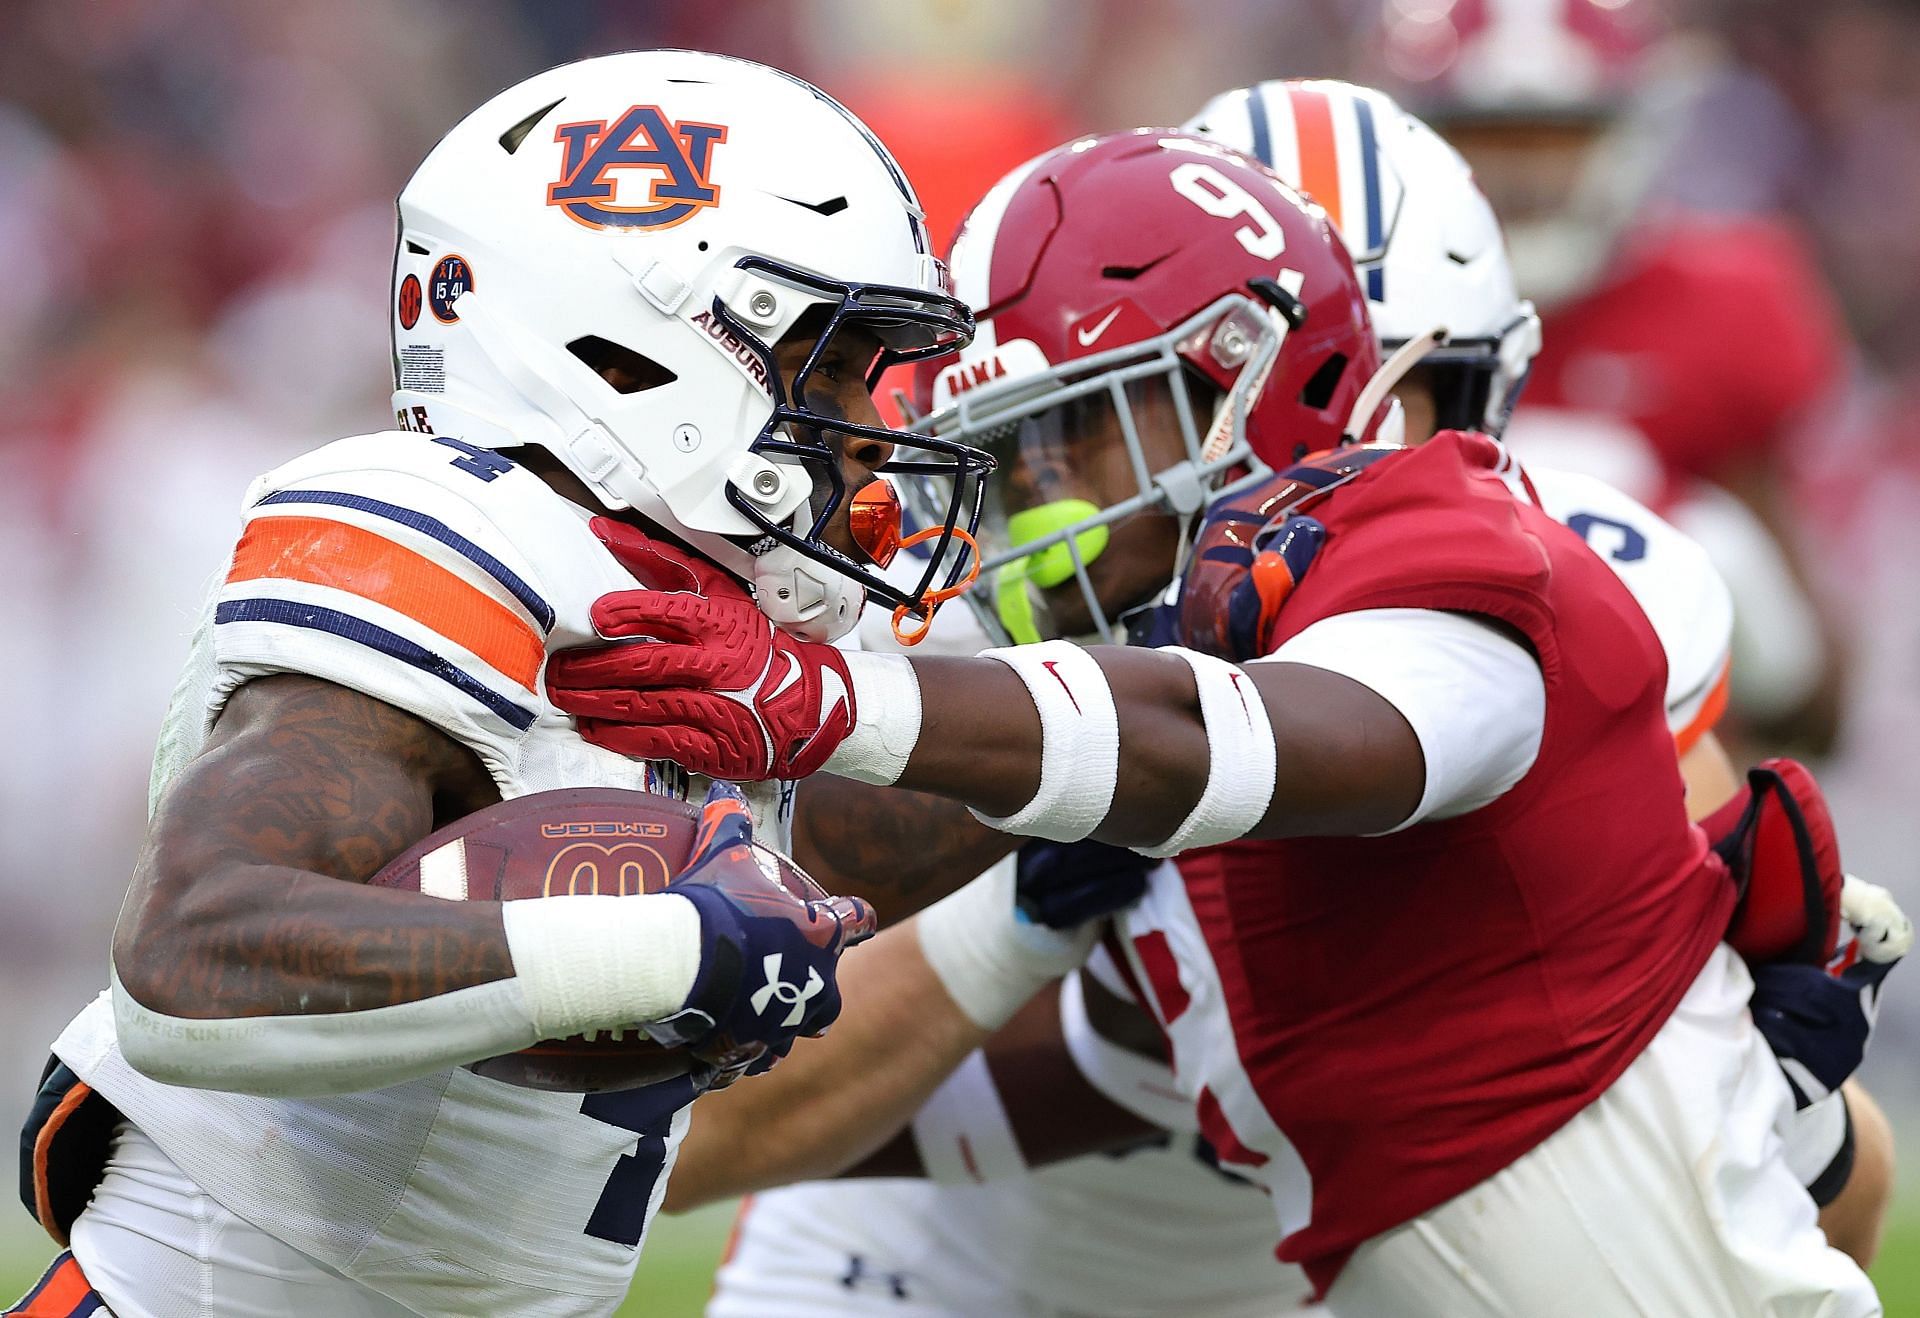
[5,0,1920,1311]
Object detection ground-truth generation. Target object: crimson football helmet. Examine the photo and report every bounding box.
[903,129,1412,645]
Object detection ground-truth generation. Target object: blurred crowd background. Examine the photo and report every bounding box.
[5,0,1920,1279]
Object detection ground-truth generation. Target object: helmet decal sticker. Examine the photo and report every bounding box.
[546,107,727,231]
[429,254,475,324]
[397,273,423,330]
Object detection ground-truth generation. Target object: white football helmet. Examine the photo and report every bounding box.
[1186,79,1542,436]
[391,50,989,641]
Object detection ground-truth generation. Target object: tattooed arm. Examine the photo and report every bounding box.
[110,675,717,1097]
[111,673,507,1021]
[790,776,1015,921]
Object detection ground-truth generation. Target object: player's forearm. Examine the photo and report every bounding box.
[871,649,1420,848]
[893,650,1209,846]
[791,776,1018,920]
[663,917,987,1210]
[1819,1080,1895,1267]
[842,981,1159,1179]
[111,676,705,1096]
[115,859,518,1021]
[113,717,516,1023]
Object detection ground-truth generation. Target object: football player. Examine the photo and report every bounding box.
[688,78,1899,1317]
[550,127,1891,1314]
[1392,0,1849,748]
[10,49,1039,1318]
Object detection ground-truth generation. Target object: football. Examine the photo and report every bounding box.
[370,786,806,1093]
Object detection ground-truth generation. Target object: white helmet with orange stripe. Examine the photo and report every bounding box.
[1185,78,1541,436]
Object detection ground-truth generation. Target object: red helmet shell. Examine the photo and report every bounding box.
[925,130,1386,467]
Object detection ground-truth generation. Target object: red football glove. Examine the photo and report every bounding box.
[546,518,857,781]
[1707,757,1845,965]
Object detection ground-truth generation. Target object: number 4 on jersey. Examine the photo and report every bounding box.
[432,434,518,484]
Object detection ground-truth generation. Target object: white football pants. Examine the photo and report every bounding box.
[1326,945,1881,1318]
[67,1124,417,1318]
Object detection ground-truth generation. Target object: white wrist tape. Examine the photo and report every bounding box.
[910,1048,1028,1184]
[917,859,1098,1031]
[111,893,705,1098]
[1059,970,1195,1132]
[500,893,702,1039]
[1137,647,1277,858]
[969,641,1120,842]
[822,650,924,785]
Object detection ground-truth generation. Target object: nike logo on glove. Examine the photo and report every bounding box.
[768,651,803,702]
[786,666,851,765]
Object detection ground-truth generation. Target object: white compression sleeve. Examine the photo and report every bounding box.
[113,893,702,1098]
[916,859,1099,1031]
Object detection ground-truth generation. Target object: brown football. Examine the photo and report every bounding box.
[370,786,800,1093]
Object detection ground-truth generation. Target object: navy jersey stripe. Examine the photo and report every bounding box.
[253,489,555,632]
[216,598,537,731]
[1353,95,1386,302]
[1245,84,1274,167]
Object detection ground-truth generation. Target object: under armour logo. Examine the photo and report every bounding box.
[749,952,824,1027]
[841,1254,911,1299]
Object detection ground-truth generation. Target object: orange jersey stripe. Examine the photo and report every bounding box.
[6,1254,93,1316]
[1674,657,1733,757]
[1289,86,1343,233]
[228,515,544,691]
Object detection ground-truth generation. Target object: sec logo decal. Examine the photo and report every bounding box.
[397,274,423,330]
[429,255,475,324]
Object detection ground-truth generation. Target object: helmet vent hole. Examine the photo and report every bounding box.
[405,240,429,256]
[1299,353,1348,411]
[1447,251,1472,265]
[1100,252,1173,282]
[568,336,678,395]
[499,98,565,155]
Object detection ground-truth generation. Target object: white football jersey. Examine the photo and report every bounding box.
[1516,462,1734,746]
[53,431,793,1317]
[722,467,1733,1316]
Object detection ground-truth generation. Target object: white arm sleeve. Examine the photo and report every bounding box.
[1252,608,1546,832]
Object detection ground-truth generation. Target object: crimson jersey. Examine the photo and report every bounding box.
[1118,432,1735,1294]
[1524,215,1845,483]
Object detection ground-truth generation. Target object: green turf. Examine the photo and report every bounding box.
[6,1206,1918,1314]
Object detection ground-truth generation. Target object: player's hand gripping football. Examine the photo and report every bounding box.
[651,782,877,1088]
[546,519,856,781]
[1749,875,1911,1108]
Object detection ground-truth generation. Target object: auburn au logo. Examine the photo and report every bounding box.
[547,106,726,230]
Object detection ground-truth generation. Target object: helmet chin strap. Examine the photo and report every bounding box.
[1343,325,1449,443]
[749,508,868,644]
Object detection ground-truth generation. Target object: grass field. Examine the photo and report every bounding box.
[7,1203,1917,1315]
